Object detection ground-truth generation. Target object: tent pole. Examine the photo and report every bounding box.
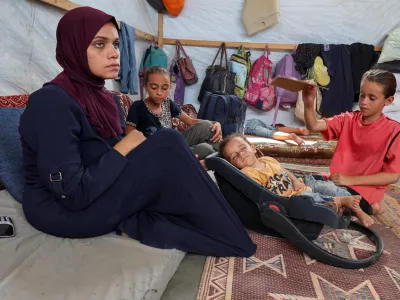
[158,13,164,48]
[37,0,155,41]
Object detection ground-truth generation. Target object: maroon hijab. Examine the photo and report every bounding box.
[46,7,123,139]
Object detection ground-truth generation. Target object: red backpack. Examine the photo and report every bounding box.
[244,49,275,111]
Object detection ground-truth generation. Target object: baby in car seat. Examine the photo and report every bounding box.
[219,134,375,227]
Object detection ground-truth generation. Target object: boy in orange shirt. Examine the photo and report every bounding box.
[303,69,400,215]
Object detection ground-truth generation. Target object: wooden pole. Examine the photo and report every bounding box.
[158,13,164,48]
[37,0,155,41]
[163,38,383,52]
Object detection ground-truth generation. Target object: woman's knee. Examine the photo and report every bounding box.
[153,128,186,145]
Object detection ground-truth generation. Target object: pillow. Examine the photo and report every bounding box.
[378,27,400,64]
[0,108,25,203]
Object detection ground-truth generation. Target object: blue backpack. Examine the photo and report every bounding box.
[139,40,168,99]
[198,92,247,137]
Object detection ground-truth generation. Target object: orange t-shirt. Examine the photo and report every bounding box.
[322,112,400,204]
[242,157,310,197]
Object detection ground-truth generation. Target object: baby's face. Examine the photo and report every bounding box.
[223,137,258,169]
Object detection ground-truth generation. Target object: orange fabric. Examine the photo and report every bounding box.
[242,157,310,197]
[162,0,185,16]
[322,112,400,204]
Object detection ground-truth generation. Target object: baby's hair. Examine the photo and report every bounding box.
[219,134,251,160]
[144,66,170,85]
[362,69,397,98]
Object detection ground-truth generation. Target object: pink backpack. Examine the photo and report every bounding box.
[244,50,275,111]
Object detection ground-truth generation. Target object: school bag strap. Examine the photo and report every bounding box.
[211,43,229,69]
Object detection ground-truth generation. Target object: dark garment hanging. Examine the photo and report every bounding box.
[292,43,323,75]
[372,60,400,73]
[320,44,354,117]
[350,43,376,102]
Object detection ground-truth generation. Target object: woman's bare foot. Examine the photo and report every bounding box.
[334,195,375,227]
[298,128,310,136]
[289,133,305,145]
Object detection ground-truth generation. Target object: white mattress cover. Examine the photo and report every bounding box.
[0,190,185,300]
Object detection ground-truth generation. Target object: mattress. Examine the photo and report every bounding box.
[0,190,185,300]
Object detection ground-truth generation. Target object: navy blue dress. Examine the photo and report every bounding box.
[19,85,256,257]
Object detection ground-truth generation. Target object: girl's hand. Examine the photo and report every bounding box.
[210,122,222,143]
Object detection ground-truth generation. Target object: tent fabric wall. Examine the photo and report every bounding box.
[0,0,158,100]
[162,0,400,126]
[1,0,400,125]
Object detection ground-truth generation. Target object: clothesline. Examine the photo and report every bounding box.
[37,0,383,52]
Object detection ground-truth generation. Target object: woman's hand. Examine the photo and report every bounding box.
[114,129,146,156]
[210,122,222,143]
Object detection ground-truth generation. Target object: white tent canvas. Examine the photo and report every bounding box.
[2,0,400,124]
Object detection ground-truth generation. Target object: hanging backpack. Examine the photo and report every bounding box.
[168,59,185,105]
[198,91,247,137]
[198,43,235,102]
[244,49,275,111]
[229,46,252,98]
[138,39,168,100]
[270,51,301,125]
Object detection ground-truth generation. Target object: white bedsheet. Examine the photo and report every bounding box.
[0,190,185,300]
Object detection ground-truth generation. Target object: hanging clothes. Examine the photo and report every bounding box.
[350,43,377,102]
[320,44,354,117]
[117,21,138,95]
[292,43,322,75]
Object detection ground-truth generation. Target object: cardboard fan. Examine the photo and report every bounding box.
[270,76,319,92]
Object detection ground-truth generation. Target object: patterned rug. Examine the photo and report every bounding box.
[196,179,400,299]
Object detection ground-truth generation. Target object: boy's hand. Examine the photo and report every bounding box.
[330,173,352,186]
[302,84,318,108]
[293,180,307,191]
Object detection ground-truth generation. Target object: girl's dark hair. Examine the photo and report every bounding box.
[219,134,251,159]
[362,69,397,98]
[144,66,170,85]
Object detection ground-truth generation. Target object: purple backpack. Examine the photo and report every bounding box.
[272,53,301,125]
[169,60,185,105]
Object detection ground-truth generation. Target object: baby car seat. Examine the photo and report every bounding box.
[205,153,383,269]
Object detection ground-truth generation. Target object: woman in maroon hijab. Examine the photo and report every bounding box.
[18,6,256,257]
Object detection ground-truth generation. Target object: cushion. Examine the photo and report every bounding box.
[378,27,400,64]
[111,91,133,120]
[0,94,29,108]
[0,108,25,202]
[172,103,198,131]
